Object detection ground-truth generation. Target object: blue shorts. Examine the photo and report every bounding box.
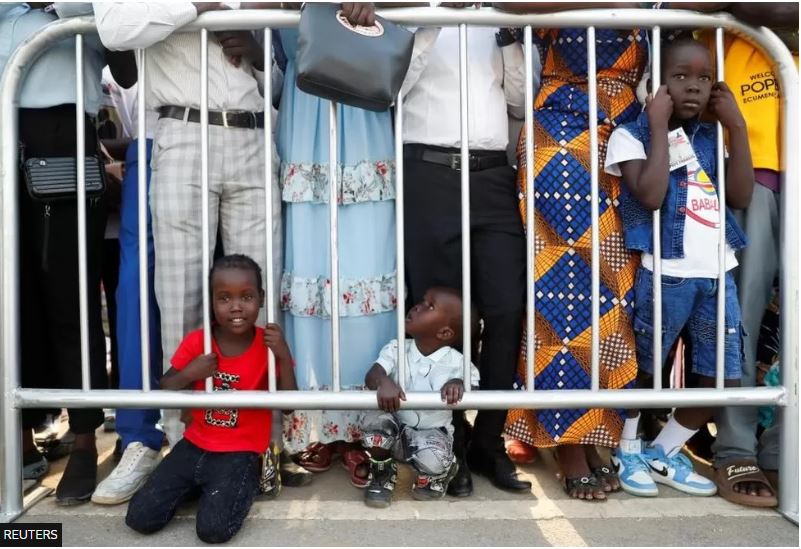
[633,267,744,380]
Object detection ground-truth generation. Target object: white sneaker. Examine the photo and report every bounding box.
[91,442,161,505]
[643,443,717,496]
[611,438,659,497]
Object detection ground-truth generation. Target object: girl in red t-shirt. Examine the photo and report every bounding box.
[125,254,296,544]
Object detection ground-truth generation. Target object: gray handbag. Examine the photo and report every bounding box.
[295,3,414,112]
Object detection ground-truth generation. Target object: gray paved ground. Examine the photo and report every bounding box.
[13,423,799,547]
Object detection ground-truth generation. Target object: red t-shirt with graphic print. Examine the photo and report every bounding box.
[171,327,274,454]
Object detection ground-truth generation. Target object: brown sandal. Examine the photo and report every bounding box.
[713,458,777,508]
[295,442,336,473]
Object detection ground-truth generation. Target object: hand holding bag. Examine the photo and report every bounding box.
[295,2,414,112]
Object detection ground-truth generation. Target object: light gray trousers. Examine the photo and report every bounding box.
[712,183,780,470]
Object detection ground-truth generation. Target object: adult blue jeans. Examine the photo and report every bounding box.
[115,139,163,451]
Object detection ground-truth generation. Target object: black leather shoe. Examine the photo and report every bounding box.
[446,457,473,497]
[55,449,97,506]
[468,448,532,494]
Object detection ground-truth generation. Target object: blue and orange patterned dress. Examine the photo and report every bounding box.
[505,28,647,448]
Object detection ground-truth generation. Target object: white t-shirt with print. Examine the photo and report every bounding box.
[375,339,480,431]
[605,126,738,278]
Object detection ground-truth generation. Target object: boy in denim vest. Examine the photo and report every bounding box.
[603,38,754,498]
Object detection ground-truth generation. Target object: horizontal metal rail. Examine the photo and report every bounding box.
[14,387,786,411]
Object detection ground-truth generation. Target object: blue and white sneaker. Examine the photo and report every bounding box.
[611,439,658,497]
[643,443,717,496]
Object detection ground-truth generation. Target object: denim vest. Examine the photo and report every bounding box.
[616,112,747,257]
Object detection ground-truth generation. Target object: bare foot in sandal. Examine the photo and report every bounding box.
[584,445,620,492]
[557,444,606,501]
[714,458,777,507]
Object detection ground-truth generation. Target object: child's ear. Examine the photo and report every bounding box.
[436,326,455,342]
[259,291,265,308]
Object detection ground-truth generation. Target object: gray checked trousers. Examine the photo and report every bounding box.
[149,118,282,446]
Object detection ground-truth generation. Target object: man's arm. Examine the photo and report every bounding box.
[730,2,799,31]
[399,26,443,97]
[92,2,218,51]
[53,3,95,17]
[105,49,137,89]
[499,36,530,120]
[494,2,638,13]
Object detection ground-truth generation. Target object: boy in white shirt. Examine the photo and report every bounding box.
[604,38,753,498]
[360,287,480,508]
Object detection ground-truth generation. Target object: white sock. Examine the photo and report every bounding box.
[622,414,640,441]
[652,415,698,457]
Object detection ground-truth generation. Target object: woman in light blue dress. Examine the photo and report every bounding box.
[276,28,397,479]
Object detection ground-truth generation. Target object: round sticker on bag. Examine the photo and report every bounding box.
[335,10,384,37]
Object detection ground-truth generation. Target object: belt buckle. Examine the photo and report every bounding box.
[222,111,230,129]
[450,154,461,171]
[249,111,257,129]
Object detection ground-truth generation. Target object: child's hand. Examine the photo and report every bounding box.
[708,82,746,129]
[184,353,217,383]
[646,85,673,128]
[440,378,465,405]
[376,377,406,412]
[264,323,291,359]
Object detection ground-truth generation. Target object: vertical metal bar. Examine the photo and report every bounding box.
[587,26,601,392]
[651,26,663,390]
[395,96,407,391]
[714,28,726,389]
[136,49,150,392]
[775,29,800,524]
[329,102,341,392]
[75,34,90,392]
[458,23,472,389]
[263,30,277,392]
[0,90,23,521]
[201,29,213,392]
[523,25,535,392]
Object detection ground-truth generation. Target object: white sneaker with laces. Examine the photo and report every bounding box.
[91,442,161,505]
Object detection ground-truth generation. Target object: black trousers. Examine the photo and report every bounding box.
[18,105,108,433]
[404,147,526,454]
[126,439,260,544]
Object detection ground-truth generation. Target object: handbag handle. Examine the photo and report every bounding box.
[334,9,384,37]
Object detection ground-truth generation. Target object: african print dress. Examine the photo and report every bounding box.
[505,28,647,448]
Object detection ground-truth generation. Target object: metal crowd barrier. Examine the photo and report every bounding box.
[0,7,797,524]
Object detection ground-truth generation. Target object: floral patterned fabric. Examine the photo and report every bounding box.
[280,160,395,204]
[276,28,397,453]
[281,272,397,318]
[282,403,365,455]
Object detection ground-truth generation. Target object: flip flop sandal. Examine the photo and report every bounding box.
[713,458,778,508]
[294,442,335,473]
[506,439,537,464]
[342,448,370,488]
[562,474,607,501]
[592,464,621,492]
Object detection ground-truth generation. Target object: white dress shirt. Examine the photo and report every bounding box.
[93,2,265,111]
[401,27,532,151]
[375,339,480,431]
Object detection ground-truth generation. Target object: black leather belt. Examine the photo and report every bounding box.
[404,144,509,172]
[158,106,264,129]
